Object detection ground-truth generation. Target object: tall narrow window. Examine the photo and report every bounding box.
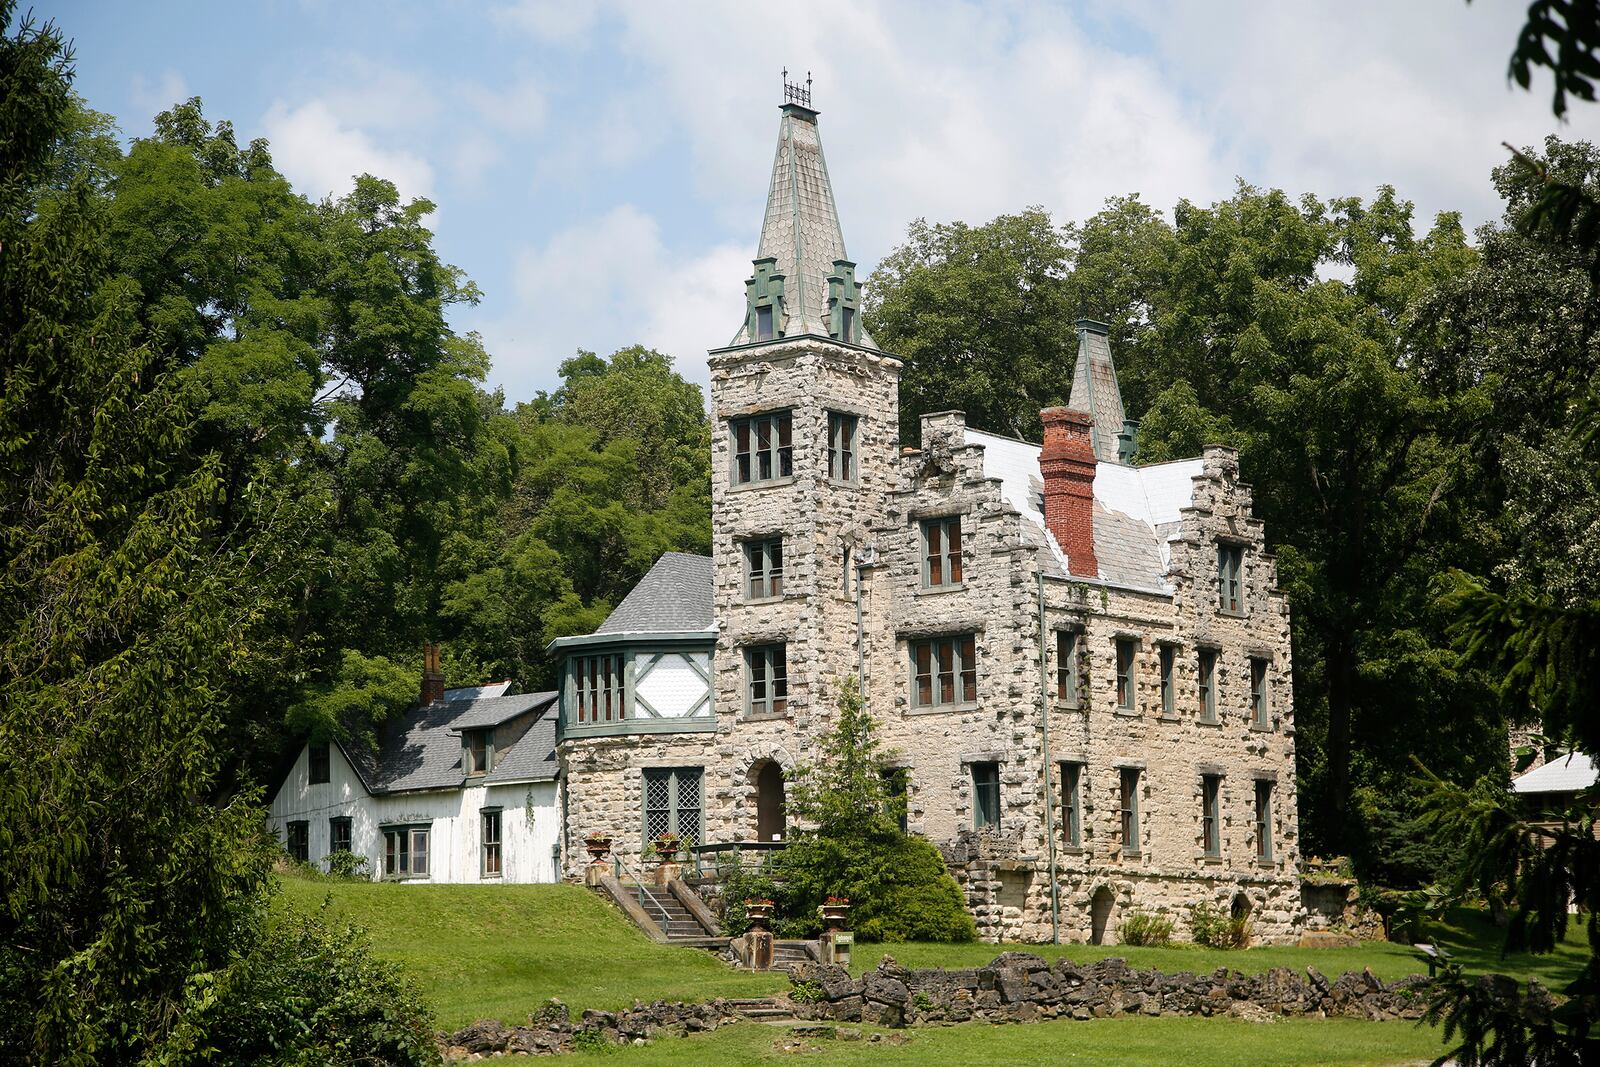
[1198,649,1218,722]
[644,767,704,846]
[1056,630,1079,704]
[286,820,309,864]
[883,768,909,832]
[573,653,626,724]
[840,306,855,342]
[1250,658,1270,728]
[730,412,793,485]
[1201,776,1222,858]
[920,517,963,588]
[481,809,503,877]
[329,816,352,855]
[828,412,858,482]
[1115,638,1137,711]
[466,729,490,776]
[1218,544,1244,614]
[308,741,330,784]
[746,644,788,718]
[910,634,978,709]
[1254,781,1274,861]
[1159,645,1176,717]
[1119,769,1141,855]
[744,538,784,599]
[972,762,1001,829]
[756,304,774,341]
[1061,762,1082,847]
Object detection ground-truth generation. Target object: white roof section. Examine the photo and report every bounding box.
[1511,752,1597,794]
[442,680,512,702]
[964,427,1203,589]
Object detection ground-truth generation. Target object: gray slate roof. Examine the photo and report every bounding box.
[596,552,715,635]
[341,690,557,794]
[485,711,557,785]
[1067,322,1128,463]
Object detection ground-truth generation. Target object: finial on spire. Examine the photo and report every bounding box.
[783,67,813,109]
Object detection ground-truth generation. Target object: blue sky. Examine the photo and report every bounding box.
[48,0,1583,404]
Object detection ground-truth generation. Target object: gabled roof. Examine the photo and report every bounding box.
[485,711,557,786]
[595,552,715,635]
[729,104,874,348]
[965,427,1203,593]
[340,690,558,795]
[1511,752,1597,795]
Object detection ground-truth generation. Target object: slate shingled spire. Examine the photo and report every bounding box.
[731,81,875,349]
[1067,319,1128,463]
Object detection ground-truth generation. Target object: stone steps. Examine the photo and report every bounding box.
[728,998,796,1022]
[627,885,719,941]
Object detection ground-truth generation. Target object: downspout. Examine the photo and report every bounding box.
[1038,570,1061,944]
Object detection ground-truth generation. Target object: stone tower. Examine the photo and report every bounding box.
[707,83,902,795]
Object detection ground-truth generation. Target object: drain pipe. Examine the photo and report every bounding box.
[1038,571,1062,944]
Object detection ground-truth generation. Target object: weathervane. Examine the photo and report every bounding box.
[782,67,813,108]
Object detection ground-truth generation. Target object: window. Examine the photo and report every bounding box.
[466,729,491,776]
[481,809,502,877]
[383,825,430,878]
[1198,649,1218,722]
[883,768,909,832]
[920,517,964,588]
[1119,769,1141,855]
[1115,638,1137,711]
[1061,762,1082,848]
[910,634,978,709]
[573,653,625,724]
[1201,776,1222,858]
[972,762,1001,829]
[1250,658,1270,728]
[744,538,784,599]
[329,816,352,855]
[746,644,788,718]
[828,412,858,482]
[1255,782,1274,861]
[1056,631,1079,704]
[731,411,793,485]
[756,304,774,341]
[1159,645,1176,717]
[309,742,330,784]
[840,306,855,342]
[286,820,309,864]
[644,767,703,845]
[1218,544,1244,614]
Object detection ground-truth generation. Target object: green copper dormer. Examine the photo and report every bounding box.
[745,257,787,342]
[727,81,877,349]
[827,259,862,344]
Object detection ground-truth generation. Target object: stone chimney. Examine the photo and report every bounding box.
[1039,407,1099,578]
[421,643,445,705]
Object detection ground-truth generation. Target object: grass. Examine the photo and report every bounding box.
[272,875,785,1029]
[850,907,1593,989]
[505,1017,1448,1066]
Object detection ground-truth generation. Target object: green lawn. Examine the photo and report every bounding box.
[851,907,1592,989]
[507,1017,1447,1066]
[273,876,786,1028]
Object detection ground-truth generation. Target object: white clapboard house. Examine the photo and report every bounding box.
[267,656,562,883]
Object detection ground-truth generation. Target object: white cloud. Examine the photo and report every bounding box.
[261,99,436,203]
[492,0,599,43]
[129,68,189,119]
[472,205,746,399]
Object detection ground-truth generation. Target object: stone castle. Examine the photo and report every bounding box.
[550,88,1302,944]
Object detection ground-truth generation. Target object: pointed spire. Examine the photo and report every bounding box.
[1067,319,1128,463]
[731,80,875,349]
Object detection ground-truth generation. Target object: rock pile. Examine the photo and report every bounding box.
[440,997,747,1059]
[788,952,1432,1027]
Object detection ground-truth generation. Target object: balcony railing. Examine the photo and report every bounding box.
[689,840,788,879]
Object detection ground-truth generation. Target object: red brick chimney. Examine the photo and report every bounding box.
[1039,407,1099,578]
[421,643,445,705]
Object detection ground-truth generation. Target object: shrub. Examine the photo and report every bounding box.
[1118,911,1175,946]
[791,980,825,1004]
[1188,901,1251,948]
[325,849,371,880]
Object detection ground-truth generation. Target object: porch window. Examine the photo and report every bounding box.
[574,653,625,724]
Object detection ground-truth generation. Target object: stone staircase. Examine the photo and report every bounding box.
[631,884,719,943]
[773,940,818,970]
[728,997,797,1022]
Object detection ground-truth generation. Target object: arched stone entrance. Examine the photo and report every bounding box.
[754,760,786,842]
[1089,886,1116,945]
[1231,892,1253,947]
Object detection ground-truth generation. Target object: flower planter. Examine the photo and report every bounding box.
[584,836,613,863]
[651,835,683,863]
[744,900,774,931]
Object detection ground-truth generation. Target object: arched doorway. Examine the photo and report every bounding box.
[1089,886,1116,945]
[755,761,786,842]
[1230,892,1253,947]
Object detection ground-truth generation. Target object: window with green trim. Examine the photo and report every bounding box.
[1254,782,1274,861]
[573,653,625,724]
[828,412,858,482]
[910,634,978,709]
[1201,775,1222,858]
[644,767,703,845]
[383,825,430,878]
[971,762,1001,829]
[731,411,792,485]
[309,742,330,784]
[481,809,502,877]
[329,815,352,855]
[1250,658,1270,728]
[466,728,491,776]
[1218,544,1244,614]
[745,644,788,718]
[920,517,963,588]
[1115,638,1138,711]
[744,538,783,599]
[1056,630,1080,704]
[1159,644,1176,717]
[1061,762,1083,847]
[1119,769,1141,855]
[286,820,308,864]
[1198,649,1218,722]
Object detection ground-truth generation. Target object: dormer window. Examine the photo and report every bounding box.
[840,306,855,343]
[756,305,774,341]
[466,729,492,776]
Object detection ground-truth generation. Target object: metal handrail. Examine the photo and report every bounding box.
[689,840,789,879]
[611,852,675,932]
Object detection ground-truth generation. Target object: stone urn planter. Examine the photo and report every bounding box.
[821,897,851,930]
[744,899,774,931]
[583,835,613,863]
[651,833,683,863]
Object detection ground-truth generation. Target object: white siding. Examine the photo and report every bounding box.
[266,743,560,883]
